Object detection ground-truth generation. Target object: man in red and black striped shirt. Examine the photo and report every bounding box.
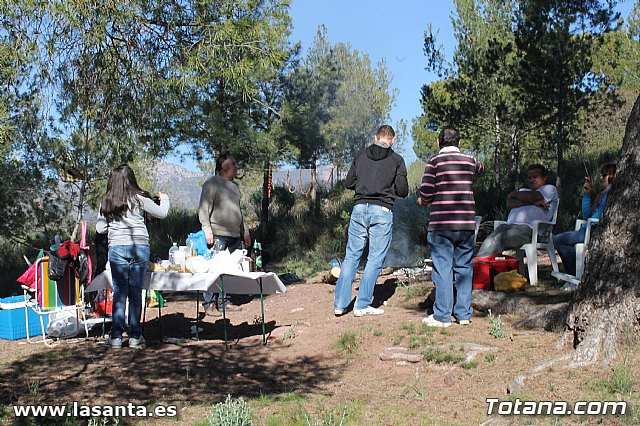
[418,126,484,327]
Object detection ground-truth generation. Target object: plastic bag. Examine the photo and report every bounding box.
[147,290,165,308]
[188,230,209,256]
[46,310,81,339]
[493,270,527,292]
[185,256,209,273]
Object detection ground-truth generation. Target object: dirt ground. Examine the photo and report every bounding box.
[1,260,639,426]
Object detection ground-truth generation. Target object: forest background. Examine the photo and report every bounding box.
[0,0,639,295]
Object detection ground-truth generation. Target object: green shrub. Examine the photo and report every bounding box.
[208,395,251,426]
[404,284,429,300]
[488,309,505,339]
[259,185,353,273]
[607,366,634,395]
[303,405,348,426]
[422,347,465,364]
[336,331,359,355]
[146,207,201,259]
[460,360,479,369]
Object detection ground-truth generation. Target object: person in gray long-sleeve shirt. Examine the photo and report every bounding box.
[96,164,169,349]
[197,153,251,315]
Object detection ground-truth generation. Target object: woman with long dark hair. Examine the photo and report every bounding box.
[96,165,169,349]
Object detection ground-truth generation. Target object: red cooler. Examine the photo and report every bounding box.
[472,254,519,290]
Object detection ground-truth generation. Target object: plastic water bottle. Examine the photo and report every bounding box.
[168,242,179,265]
[185,236,193,259]
[204,245,219,260]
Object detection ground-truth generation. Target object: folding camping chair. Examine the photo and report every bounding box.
[22,255,89,346]
[21,221,93,346]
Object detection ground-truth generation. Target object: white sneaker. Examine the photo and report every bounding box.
[129,335,146,349]
[334,308,345,316]
[422,314,451,328]
[353,306,384,317]
[458,319,471,325]
[104,336,122,349]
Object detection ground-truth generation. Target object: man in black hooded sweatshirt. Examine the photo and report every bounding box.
[333,125,408,317]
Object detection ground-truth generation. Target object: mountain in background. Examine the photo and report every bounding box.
[153,161,344,212]
[154,160,207,211]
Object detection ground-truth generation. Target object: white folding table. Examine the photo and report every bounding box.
[86,269,286,347]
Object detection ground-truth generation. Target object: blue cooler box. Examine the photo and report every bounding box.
[0,296,49,340]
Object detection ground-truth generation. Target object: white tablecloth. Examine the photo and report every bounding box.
[86,268,287,295]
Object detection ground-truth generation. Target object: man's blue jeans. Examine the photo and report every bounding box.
[203,236,244,308]
[553,228,586,276]
[428,230,475,323]
[108,245,150,340]
[334,203,393,311]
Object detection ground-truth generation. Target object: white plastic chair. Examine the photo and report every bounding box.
[551,217,599,288]
[474,215,482,238]
[493,200,560,286]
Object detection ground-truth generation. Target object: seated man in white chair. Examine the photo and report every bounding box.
[476,164,558,260]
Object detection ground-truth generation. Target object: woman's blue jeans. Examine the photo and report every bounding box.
[108,245,150,339]
[334,203,393,311]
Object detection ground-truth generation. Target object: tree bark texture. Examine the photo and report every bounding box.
[563,94,640,367]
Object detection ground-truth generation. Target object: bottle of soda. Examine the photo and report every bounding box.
[255,241,263,272]
[251,240,259,272]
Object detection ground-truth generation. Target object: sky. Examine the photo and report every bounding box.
[288,0,637,164]
[288,0,457,164]
[170,0,636,171]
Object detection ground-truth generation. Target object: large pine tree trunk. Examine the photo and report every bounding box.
[562,94,640,367]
